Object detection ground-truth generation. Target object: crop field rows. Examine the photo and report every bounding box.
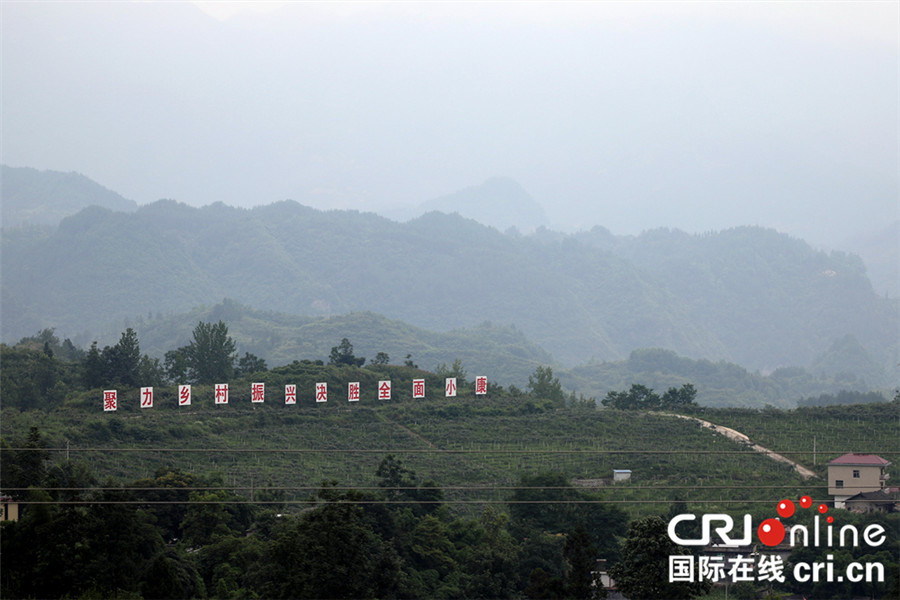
[8,399,887,519]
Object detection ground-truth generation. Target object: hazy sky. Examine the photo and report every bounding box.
[2,1,897,243]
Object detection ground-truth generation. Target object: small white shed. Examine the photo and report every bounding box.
[613,469,632,483]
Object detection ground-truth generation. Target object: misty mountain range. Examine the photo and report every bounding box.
[2,166,897,392]
[384,177,549,234]
[6,2,896,250]
[1,165,138,227]
[4,165,896,298]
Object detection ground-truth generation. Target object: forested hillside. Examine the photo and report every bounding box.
[0,200,716,366]
[2,342,898,598]
[128,301,554,388]
[3,322,899,599]
[125,304,891,406]
[574,225,899,374]
[3,198,897,388]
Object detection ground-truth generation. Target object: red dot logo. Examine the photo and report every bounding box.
[827,516,834,523]
[757,518,785,547]
[800,495,812,509]
[818,503,828,514]
[776,499,795,518]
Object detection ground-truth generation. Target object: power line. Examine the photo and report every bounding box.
[3,499,829,506]
[1,484,849,492]
[4,448,896,454]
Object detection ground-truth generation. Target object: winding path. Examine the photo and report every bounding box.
[659,413,818,480]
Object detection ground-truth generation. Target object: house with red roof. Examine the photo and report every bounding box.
[827,453,891,509]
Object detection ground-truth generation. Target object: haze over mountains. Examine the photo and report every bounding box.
[387,177,550,234]
[2,166,897,395]
[4,3,896,372]
[3,2,896,245]
[1,165,137,228]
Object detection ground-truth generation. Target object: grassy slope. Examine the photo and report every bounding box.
[3,367,896,520]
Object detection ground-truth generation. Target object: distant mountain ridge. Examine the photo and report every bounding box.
[570,225,899,375]
[1,168,896,387]
[410,177,549,233]
[3,201,897,386]
[1,199,723,364]
[1,165,137,228]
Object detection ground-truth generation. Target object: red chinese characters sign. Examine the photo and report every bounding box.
[251,382,265,404]
[285,384,297,405]
[140,387,153,409]
[215,384,229,405]
[98,375,501,411]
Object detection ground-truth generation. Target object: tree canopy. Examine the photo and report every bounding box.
[183,321,237,384]
[328,337,365,367]
[609,515,710,600]
[601,383,698,410]
[527,365,565,404]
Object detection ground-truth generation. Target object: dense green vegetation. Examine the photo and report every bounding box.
[798,389,892,407]
[3,328,897,493]
[2,428,635,600]
[3,198,896,388]
[697,403,900,472]
[113,301,554,390]
[10,303,887,409]
[3,326,899,599]
[601,383,699,410]
[2,328,897,511]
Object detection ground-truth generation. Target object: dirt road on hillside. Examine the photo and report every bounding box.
[660,413,818,479]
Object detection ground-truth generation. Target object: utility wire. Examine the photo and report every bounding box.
[3,499,830,506]
[4,448,896,454]
[2,484,856,492]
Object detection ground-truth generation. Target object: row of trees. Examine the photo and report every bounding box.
[163,321,241,384]
[46,326,398,387]
[7,326,721,416]
[84,328,159,388]
[2,428,637,599]
[5,326,587,408]
[601,383,699,410]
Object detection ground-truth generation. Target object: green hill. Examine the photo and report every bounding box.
[128,300,554,388]
[3,344,898,599]
[2,172,897,387]
[3,363,897,514]
[126,303,890,407]
[0,200,720,364]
